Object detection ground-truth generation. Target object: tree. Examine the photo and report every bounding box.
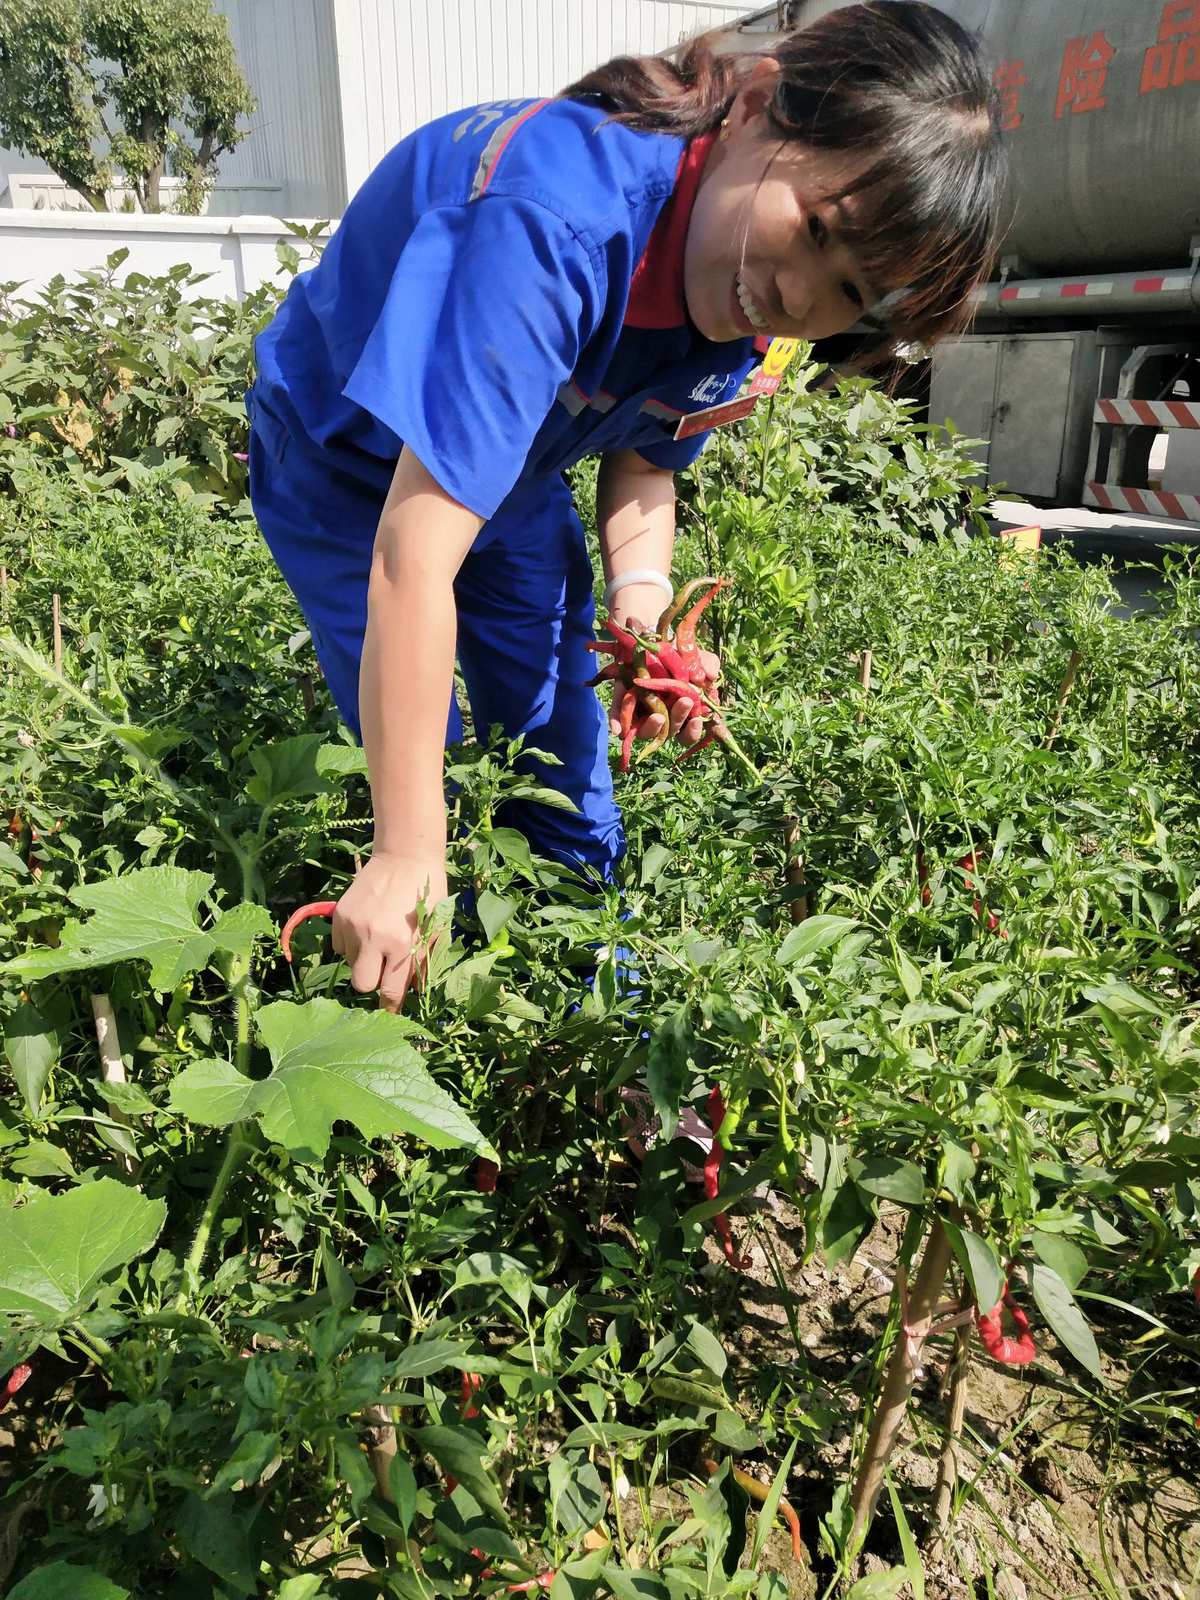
[0,0,256,214]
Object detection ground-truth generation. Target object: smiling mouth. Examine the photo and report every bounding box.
[736,272,769,334]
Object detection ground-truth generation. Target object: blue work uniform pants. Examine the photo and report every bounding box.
[248,417,625,878]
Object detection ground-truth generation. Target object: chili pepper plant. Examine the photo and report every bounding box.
[0,320,1198,1600]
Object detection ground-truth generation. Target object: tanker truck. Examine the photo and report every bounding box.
[733,1,1200,520]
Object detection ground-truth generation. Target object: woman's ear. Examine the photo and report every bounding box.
[728,54,782,129]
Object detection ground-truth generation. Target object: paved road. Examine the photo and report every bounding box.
[986,497,1200,615]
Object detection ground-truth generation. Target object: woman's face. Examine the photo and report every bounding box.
[685,57,882,345]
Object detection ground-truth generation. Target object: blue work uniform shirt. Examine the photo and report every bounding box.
[250,94,762,520]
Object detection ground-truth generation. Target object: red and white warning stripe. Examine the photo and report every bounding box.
[999,274,1192,303]
[1094,398,1200,429]
[1085,481,1200,522]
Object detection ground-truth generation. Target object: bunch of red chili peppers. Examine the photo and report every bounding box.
[587,577,758,781]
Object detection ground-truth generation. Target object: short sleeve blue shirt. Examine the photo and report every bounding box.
[250,96,760,520]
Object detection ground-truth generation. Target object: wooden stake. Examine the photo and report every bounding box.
[91,992,135,1176]
[51,592,62,674]
[300,671,316,716]
[857,649,873,722]
[849,1218,954,1546]
[783,819,808,924]
[1043,649,1083,750]
[931,1306,973,1536]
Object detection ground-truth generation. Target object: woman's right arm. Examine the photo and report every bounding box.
[332,444,483,1010]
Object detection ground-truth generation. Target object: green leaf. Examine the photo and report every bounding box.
[411,1425,506,1520]
[646,1006,694,1145]
[277,1580,328,1600]
[244,735,335,808]
[2,867,215,991]
[4,1000,57,1116]
[603,1572,671,1600]
[206,1430,281,1496]
[749,1437,798,1564]
[685,1319,728,1381]
[7,1565,129,1600]
[388,1336,477,1380]
[846,1571,907,1600]
[389,1454,418,1535]
[778,914,859,965]
[852,1156,925,1208]
[1027,1263,1101,1377]
[894,946,921,1004]
[944,1222,1004,1318]
[886,1475,925,1600]
[549,1452,606,1535]
[175,1492,259,1595]
[822,1178,875,1266]
[639,842,671,886]
[940,1139,976,1201]
[1031,1229,1088,1292]
[477,890,517,943]
[210,901,275,963]
[168,998,492,1163]
[0,1178,166,1326]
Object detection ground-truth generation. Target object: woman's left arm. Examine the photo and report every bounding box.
[596,448,677,632]
[595,449,709,746]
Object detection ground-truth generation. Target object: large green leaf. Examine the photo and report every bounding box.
[777,914,860,966]
[4,1000,58,1116]
[169,998,493,1162]
[944,1221,1005,1315]
[3,867,215,990]
[1028,1262,1102,1378]
[7,1565,129,1600]
[244,734,336,808]
[0,1179,166,1326]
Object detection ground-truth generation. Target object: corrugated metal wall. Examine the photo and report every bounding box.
[210,0,346,217]
[333,0,752,198]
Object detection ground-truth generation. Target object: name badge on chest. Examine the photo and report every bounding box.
[672,338,802,440]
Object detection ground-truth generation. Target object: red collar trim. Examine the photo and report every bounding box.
[623,133,716,330]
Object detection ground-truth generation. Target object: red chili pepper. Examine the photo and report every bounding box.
[475,1157,499,1193]
[704,1088,750,1271]
[1,1363,32,1412]
[671,577,727,666]
[976,1282,1036,1365]
[1192,1264,1200,1308]
[280,900,338,963]
[461,1371,482,1418]
[958,851,1007,938]
[618,684,639,773]
[916,848,932,907]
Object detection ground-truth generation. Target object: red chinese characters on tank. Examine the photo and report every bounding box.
[1055,31,1116,117]
[1141,0,1200,93]
[993,58,1028,129]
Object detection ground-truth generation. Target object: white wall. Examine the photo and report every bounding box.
[331,0,754,198]
[0,210,322,303]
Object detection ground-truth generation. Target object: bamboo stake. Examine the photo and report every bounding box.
[849,1218,954,1546]
[783,819,808,924]
[91,992,135,1176]
[51,592,62,674]
[1043,649,1083,750]
[931,1309,973,1537]
[857,649,873,722]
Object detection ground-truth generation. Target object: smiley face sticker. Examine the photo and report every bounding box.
[750,337,801,396]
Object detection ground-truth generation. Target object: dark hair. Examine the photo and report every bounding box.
[561,2,1008,359]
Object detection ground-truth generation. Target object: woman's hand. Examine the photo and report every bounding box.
[332,849,448,1012]
[606,614,719,749]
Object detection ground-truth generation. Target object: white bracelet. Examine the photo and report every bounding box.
[603,569,674,613]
